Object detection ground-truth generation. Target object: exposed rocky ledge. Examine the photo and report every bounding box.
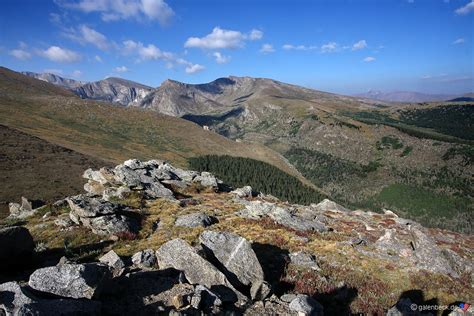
[1,159,472,315]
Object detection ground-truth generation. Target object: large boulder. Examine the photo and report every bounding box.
[0,226,35,270]
[7,197,37,219]
[155,239,239,302]
[0,282,36,315]
[199,231,264,287]
[132,249,157,268]
[311,199,350,213]
[99,250,125,276]
[175,213,217,228]
[231,186,254,198]
[28,263,111,299]
[67,195,138,235]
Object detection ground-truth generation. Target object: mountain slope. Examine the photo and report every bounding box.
[21,71,85,89]
[354,90,455,103]
[0,67,312,192]
[74,77,153,106]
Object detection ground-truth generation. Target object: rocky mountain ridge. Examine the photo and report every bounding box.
[1,159,472,315]
[353,89,460,103]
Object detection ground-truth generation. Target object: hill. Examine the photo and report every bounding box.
[0,67,315,211]
[353,90,456,103]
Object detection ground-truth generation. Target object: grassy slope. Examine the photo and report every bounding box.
[0,125,109,217]
[0,67,310,187]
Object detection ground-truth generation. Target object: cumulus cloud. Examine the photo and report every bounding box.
[321,42,338,53]
[212,52,230,64]
[352,40,367,51]
[39,46,81,63]
[282,44,318,51]
[66,25,110,50]
[259,44,275,54]
[115,66,129,72]
[453,38,465,44]
[363,56,376,62]
[122,40,202,74]
[455,1,474,14]
[9,49,32,60]
[249,29,263,40]
[185,27,246,49]
[56,0,174,24]
[184,27,263,50]
[185,64,205,74]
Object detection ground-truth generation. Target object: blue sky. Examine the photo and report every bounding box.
[0,0,473,94]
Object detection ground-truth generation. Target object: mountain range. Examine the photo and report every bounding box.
[4,68,473,235]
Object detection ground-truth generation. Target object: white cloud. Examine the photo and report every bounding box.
[212,52,230,64]
[39,46,81,63]
[455,1,474,14]
[57,0,174,24]
[185,27,246,49]
[321,42,338,53]
[282,44,318,51]
[453,38,465,44]
[95,55,103,62]
[9,49,32,60]
[352,40,367,51]
[122,40,202,73]
[115,66,129,72]
[184,27,263,50]
[249,29,263,40]
[185,64,205,74]
[363,56,376,62]
[64,25,110,50]
[72,70,82,77]
[259,43,275,54]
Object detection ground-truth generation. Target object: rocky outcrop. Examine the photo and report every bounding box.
[99,250,125,276]
[199,230,264,288]
[236,200,328,232]
[8,197,37,219]
[132,249,157,268]
[175,213,217,228]
[311,198,350,213]
[289,251,320,271]
[0,226,34,270]
[67,195,139,235]
[156,238,238,301]
[28,263,111,299]
[231,186,254,198]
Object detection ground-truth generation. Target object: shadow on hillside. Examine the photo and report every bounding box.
[251,242,291,295]
[391,289,440,315]
[313,285,358,315]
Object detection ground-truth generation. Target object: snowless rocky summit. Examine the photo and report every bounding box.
[1,159,473,315]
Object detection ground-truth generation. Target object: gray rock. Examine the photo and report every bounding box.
[20,197,33,212]
[289,295,324,316]
[28,263,111,299]
[144,182,174,199]
[175,213,217,228]
[289,251,320,271]
[193,172,219,188]
[191,285,222,310]
[7,197,36,219]
[250,281,271,301]
[131,249,157,268]
[199,231,264,287]
[66,195,116,218]
[268,207,327,233]
[155,239,238,302]
[0,282,36,315]
[80,214,138,235]
[311,199,350,213]
[280,293,298,303]
[99,250,125,275]
[84,181,106,196]
[0,227,34,270]
[7,203,21,216]
[231,186,253,198]
[83,168,109,184]
[173,168,199,182]
[17,299,101,316]
[54,215,75,229]
[113,165,143,188]
[123,159,146,170]
[102,186,131,201]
